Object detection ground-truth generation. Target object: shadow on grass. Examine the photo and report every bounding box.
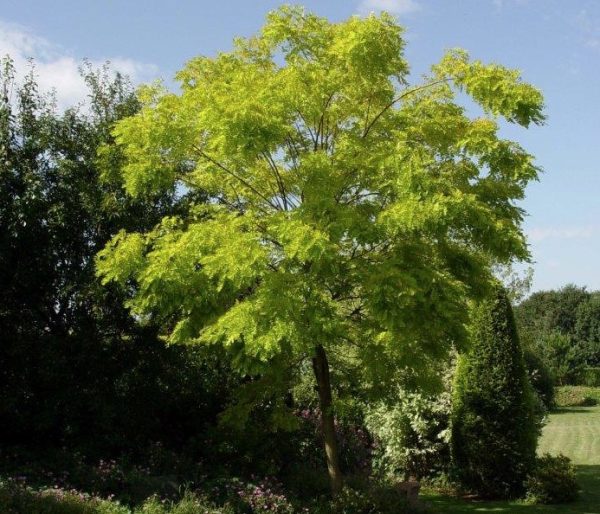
[422,466,600,514]
[550,408,595,415]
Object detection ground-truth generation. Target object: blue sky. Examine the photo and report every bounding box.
[1,0,599,293]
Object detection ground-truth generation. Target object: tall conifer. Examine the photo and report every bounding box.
[452,285,537,498]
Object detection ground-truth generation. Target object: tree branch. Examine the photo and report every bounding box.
[315,92,335,152]
[362,78,451,138]
[262,150,289,210]
[193,146,280,211]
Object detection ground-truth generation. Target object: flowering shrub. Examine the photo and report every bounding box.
[231,476,295,513]
[94,459,126,488]
[139,491,235,513]
[0,479,236,513]
[0,451,187,510]
[366,388,451,480]
[322,482,408,514]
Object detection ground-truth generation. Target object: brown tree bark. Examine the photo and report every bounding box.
[312,344,343,496]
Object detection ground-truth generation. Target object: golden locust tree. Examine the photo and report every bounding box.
[97,6,544,494]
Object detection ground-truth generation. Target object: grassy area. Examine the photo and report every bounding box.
[538,407,600,465]
[422,392,600,513]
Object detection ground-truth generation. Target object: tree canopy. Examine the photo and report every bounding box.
[515,285,600,384]
[0,57,221,452]
[96,6,545,493]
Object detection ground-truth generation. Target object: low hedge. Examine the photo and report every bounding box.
[554,386,600,407]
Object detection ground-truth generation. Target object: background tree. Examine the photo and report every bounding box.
[522,348,555,409]
[0,57,232,457]
[97,7,544,494]
[575,292,600,367]
[496,264,533,304]
[515,284,590,341]
[515,285,600,384]
[451,285,538,498]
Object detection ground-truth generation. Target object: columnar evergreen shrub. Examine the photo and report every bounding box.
[451,286,538,498]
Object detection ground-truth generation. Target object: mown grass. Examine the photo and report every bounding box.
[422,389,600,513]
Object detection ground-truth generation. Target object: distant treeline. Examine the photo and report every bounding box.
[515,285,600,386]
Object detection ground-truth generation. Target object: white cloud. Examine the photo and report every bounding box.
[528,225,596,242]
[575,9,600,51]
[0,19,158,110]
[492,0,530,10]
[357,0,420,16]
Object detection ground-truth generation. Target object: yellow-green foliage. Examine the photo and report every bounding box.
[97,6,544,403]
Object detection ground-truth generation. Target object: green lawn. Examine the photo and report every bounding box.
[422,403,600,513]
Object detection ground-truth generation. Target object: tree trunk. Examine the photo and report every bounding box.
[312,344,343,496]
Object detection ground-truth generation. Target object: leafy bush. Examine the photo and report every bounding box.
[329,487,373,514]
[139,491,234,513]
[525,454,578,504]
[362,482,410,514]
[554,386,600,407]
[0,478,129,514]
[329,487,378,514]
[366,388,451,480]
[451,286,538,498]
[323,482,408,514]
